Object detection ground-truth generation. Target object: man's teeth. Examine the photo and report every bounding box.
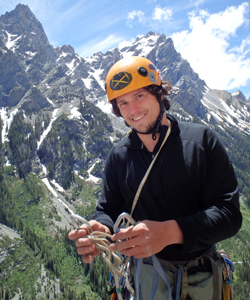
[133,115,144,121]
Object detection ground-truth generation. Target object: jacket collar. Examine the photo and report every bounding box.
[125,114,179,151]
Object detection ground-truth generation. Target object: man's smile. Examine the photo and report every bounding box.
[132,114,146,122]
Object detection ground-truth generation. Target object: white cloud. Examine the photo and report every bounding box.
[230,37,250,56]
[76,34,124,57]
[194,0,205,6]
[171,2,250,91]
[127,10,145,26]
[152,5,172,22]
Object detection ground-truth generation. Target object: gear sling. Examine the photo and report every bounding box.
[132,247,234,300]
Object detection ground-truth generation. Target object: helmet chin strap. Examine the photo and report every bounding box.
[126,102,166,140]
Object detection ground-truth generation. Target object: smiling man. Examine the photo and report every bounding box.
[69,56,242,300]
[116,87,169,152]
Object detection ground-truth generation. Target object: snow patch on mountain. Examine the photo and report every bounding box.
[202,89,250,134]
[89,68,105,89]
[96,99,112,114]
[232,91,241,97]
[37,108,59,149]
[68,106,81,120]
[86,161,101,183]
[5,31,21,50]
[0,107,18,143]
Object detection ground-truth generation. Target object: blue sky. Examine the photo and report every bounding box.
[0,0,249,98]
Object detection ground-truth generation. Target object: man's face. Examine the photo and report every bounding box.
[116,88,160,134]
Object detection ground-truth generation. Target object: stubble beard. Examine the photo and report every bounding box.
[134,119,158,135]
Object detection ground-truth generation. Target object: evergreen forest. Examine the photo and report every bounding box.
[0,113,250,300]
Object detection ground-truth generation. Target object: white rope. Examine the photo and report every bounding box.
[71,214,133,299]
[130,123,171,216]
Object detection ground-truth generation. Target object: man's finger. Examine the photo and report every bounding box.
[82,254,94,263]
[68,228,88,240]
[77,244,95,256]
[75,237,93,247]
[111,226,136,241]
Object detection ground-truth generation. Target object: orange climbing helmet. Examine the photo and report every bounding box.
[106,56,162,102]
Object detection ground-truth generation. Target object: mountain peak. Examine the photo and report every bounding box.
[0,3,54,78]
[56,45,75,55]
[231,90,247,102]
[0,4,48,45]
[14,3,32,13]
[145,31,158,37]
[0,4,34,25]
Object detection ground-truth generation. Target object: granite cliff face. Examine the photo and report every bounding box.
[0,4,250,188]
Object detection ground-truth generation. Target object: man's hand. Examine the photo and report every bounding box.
[109,220,183,258]
[68,220,111,263]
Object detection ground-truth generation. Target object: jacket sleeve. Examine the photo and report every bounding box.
[92,147,125,233]
[176,128,242,253]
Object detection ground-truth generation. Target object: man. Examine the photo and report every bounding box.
[69,56,242,299]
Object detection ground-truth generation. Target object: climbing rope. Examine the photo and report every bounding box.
[71,213,135,300]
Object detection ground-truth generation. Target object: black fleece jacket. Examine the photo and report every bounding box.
[93,114,242,261]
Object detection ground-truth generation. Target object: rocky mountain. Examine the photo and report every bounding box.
[0,0,250,241]
[0,4,250,300]
[1,4,250,190]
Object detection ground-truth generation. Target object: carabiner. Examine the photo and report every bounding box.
[124,260,135,296]
[113,212,136,233]
[70,214,92,232]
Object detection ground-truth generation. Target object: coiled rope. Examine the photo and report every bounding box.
[71,213,134,300]
[71,214,130,278]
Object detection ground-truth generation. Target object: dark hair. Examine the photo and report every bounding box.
[111,81,172,117]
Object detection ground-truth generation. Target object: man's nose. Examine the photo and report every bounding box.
[129,101,139,115]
